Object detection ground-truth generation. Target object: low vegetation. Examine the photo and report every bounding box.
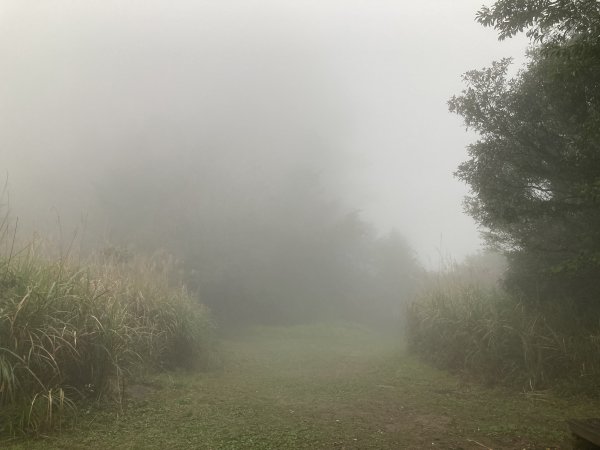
[0,240,212,436]
[5,323,599,449]
[407,268,600,394]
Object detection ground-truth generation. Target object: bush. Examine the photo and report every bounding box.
[0,243,213,435]
[407,272,600,394]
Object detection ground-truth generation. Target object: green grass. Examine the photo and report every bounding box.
[4,322,599,449]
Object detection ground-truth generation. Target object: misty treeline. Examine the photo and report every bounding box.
[7,137,421,328]
[4,18,422,328]
[95,160,419,326]
[409,0,600,393]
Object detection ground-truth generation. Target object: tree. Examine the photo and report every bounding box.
[476,0,600,45]
[450,3,600,306]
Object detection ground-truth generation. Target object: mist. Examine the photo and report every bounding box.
[1,0,527,254]
[0,0,531,327]
[3,1,599,446]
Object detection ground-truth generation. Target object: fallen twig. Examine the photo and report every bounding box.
[467,438,493,450]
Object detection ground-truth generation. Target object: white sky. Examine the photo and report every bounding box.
[0,0,528,266]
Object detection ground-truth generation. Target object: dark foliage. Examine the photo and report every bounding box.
[449,3,600,307]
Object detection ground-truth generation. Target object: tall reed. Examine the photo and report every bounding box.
[0,241,212,435]
[407,267,600,394]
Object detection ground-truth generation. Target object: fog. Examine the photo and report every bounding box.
[3,3,599,444]
[0,1,526,323]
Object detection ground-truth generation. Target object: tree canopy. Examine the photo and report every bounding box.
[450,1,600,306]
[477,0,600,44]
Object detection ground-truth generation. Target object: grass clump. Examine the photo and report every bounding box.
[407,268,600,394]
[0,242,212,436]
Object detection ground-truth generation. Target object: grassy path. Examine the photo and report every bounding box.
[6,323,600,449]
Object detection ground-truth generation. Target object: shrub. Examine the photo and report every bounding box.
[407,271,600,394]
[0,243,213,435]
